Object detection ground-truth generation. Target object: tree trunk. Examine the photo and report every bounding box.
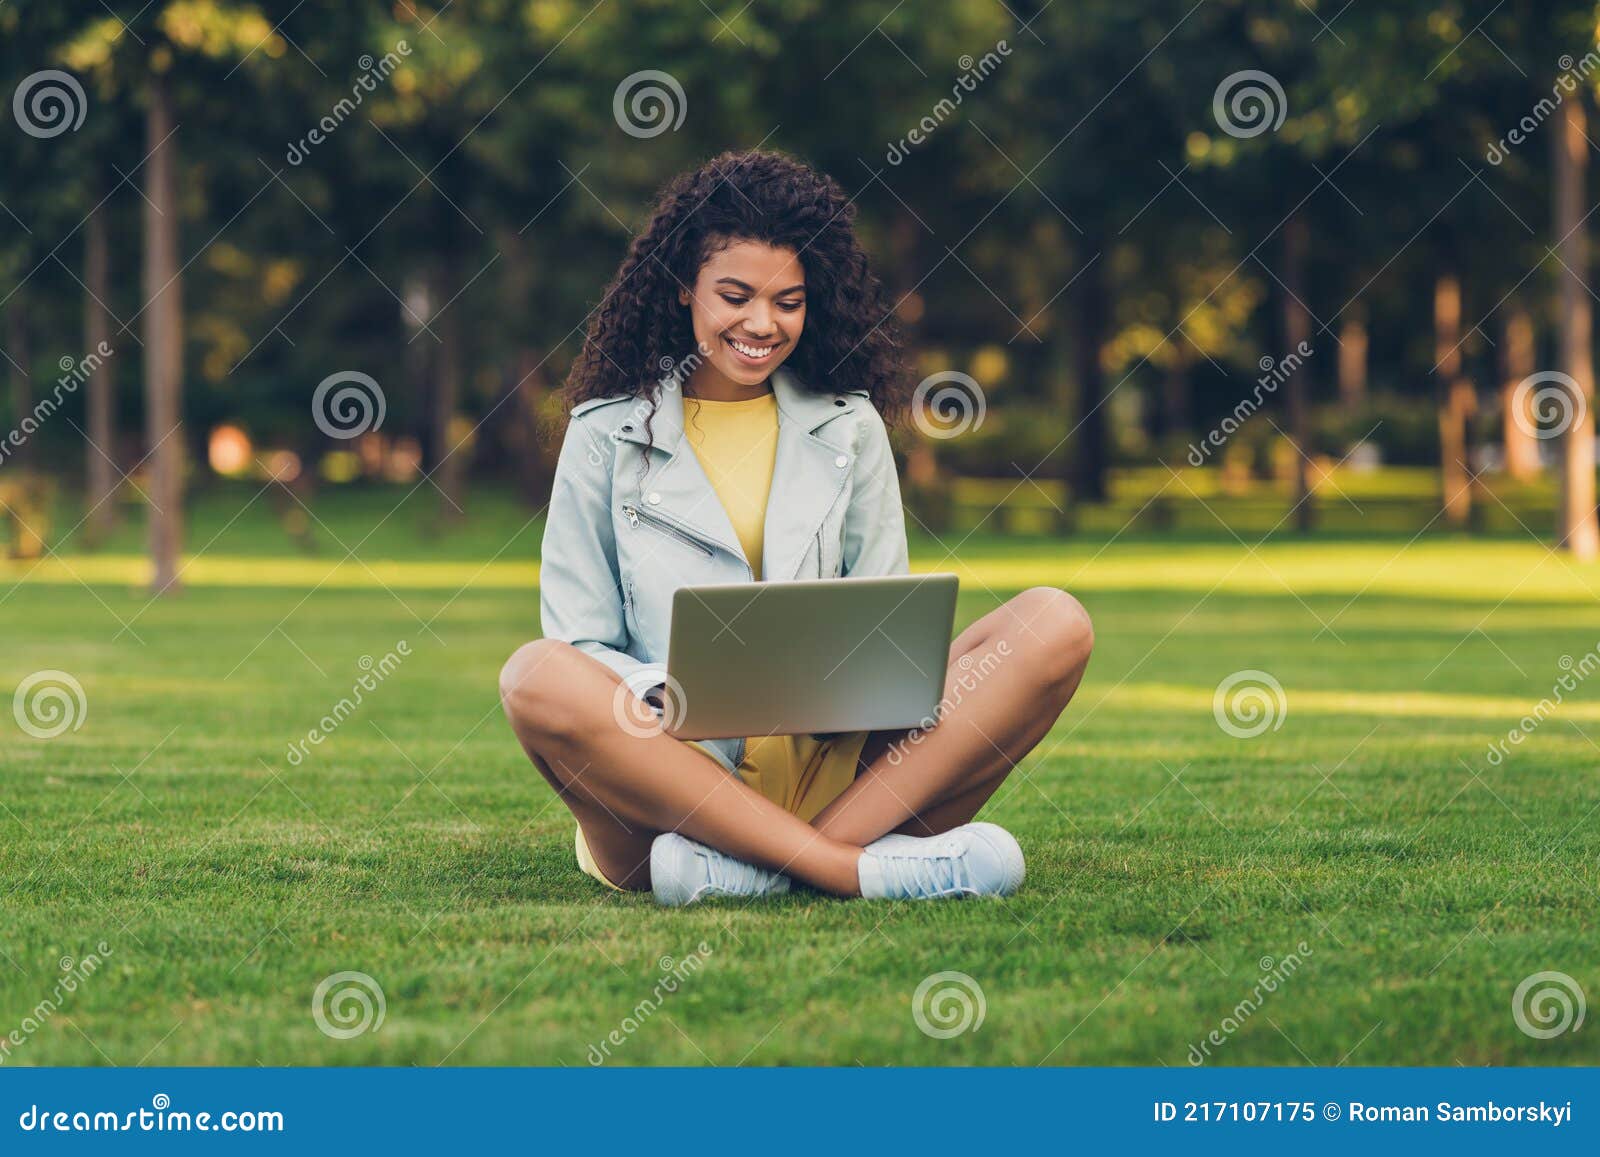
[1281,217,1314,531]
[1338,304,1368,409]
[432,261,465,524]
[1501,303,1541,482]
[1159,332,1191,439]
[1433,272,1474,527]
[5,296,29,468]
[495,230,554,506]
[84,199,118,546]
[143,71,184,593]
[1068,239,1109,504]
[403,274,435,471]
[511,350,555,504]
[1553,93,1600,558]
[883,208,948,531]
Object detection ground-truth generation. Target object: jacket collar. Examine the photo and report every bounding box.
[605,366,851,452]
[603,367,861,581]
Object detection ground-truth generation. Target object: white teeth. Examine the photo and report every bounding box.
[729,338,774,359]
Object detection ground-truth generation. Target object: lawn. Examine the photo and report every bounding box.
[1,482,1597,1066]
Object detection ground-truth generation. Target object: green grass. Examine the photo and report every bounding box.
[1,483,1597,1066]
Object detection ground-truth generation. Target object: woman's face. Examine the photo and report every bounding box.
[678,239,806,396]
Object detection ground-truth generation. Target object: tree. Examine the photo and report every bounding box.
[1552,91,1600,556]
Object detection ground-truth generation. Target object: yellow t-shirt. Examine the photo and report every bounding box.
[681,391,779,578]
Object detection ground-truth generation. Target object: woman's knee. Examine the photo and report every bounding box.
[499,639,590,742]
[1010,587,1094,688]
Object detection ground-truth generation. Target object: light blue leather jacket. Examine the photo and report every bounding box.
[538,366,910,773]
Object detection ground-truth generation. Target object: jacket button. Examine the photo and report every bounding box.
[834,454,848,468]
[647,492,662,505]
[834,398,847,407]
[621,424,633,433]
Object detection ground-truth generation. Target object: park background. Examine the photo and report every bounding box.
[1,0,1597,1065]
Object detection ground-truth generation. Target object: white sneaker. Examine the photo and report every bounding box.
[858,822,1025,899]
[649,832,792,906]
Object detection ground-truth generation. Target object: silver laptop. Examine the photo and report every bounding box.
[662,573,959,740]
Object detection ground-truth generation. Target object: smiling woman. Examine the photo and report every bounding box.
[498,148,1095,907]
[677,242,807,392]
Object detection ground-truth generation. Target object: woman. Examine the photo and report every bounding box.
[500,149,1093,905]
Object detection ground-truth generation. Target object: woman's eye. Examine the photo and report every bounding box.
[719,295,747,306]
[778,301,804,312]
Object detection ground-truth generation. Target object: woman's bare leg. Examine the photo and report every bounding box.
[810,587,1093,846]
[499,639,864,895]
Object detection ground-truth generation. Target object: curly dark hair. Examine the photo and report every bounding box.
[564,148,909,423]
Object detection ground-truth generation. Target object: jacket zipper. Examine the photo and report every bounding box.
[621,504,716,558]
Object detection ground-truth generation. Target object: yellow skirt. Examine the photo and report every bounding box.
[575,731,869,890]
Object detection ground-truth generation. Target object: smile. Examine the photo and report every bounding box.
[726,336,778,362]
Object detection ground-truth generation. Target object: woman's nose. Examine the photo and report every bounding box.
[743,301,775,335]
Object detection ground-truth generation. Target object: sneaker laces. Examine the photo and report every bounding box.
[699,848,773,897]
[878,836,973,897]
